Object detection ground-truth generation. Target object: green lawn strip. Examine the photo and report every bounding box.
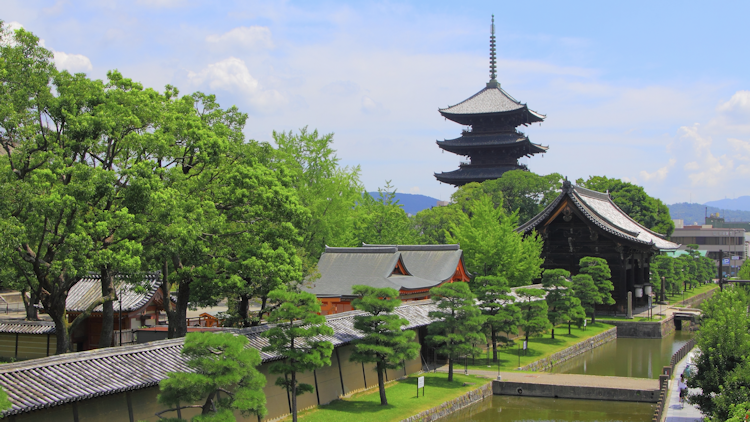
[292,373,489,422]
[464,322,614,371]
[666,283,718,306]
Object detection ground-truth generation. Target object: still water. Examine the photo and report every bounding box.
[441,396,655,422]
[550,330,693,379]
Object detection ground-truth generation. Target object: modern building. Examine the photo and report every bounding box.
[305,244,470,315]
[519,181,680,312]
[434,16,547,186]
[669,224,745,277]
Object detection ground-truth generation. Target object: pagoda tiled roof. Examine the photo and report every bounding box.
[518,182,680,250]
[439,85,545,121]
[437,132,548,154]
[66,273,162,314]
[434,165,526,185]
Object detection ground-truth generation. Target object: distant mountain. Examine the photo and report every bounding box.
[704,196,750,212]
[367,192,442,215]
[668,202,750,224]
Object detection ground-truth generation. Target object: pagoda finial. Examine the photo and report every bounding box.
[487,15,499,88]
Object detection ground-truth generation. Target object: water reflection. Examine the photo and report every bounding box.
[441,396,655,422]
[551,330,693,378]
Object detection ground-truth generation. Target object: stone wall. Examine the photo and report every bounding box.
[400,382,493,422]
[517,327,617,372]
[493,379,659,403]
[598,315,674,338]
[680,287,716,308]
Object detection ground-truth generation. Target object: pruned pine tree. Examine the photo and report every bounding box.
[157,332,267,422]
[578,257,614,322]
[542,269,585,337]
[261,290,333,422]
[473,275,520,362]
[571,274,601,322]
[515,287,551,350]
[349,286,420,406]
[427,282,485,382]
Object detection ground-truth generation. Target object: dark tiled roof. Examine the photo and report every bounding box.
[437,133,548,154]
[434,165,526,184]
[0,300,439,417]
[518,183,680,250]
[439,85,545,123]
[0,321,55,335]
[306,245,466,297]
[66,273,162,314]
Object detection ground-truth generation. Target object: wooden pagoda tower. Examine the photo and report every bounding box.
[434,16,548,187]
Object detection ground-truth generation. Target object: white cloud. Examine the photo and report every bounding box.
[640,159,675,182]
[361,96,388,115]
[206,26,273,49]
[409,186,420,194]
[187,57,286,110]
[5,21,24,32]
[53,51,93,72]
[135,0,188,8]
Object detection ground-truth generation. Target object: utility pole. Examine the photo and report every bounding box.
[719,249,724,292]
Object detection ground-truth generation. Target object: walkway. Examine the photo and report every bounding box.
[664,349,703,422]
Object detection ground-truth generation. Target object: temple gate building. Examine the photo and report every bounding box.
[435,16,548,186]
[518,181,680,311]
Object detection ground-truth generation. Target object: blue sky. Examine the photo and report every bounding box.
[5,0,750,205]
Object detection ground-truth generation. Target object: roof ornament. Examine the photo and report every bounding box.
[487,15,499,89]
[562,177,572,192]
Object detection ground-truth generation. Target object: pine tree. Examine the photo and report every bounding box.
[578,257,615,322]
[427,283,485,382]
[515,287,552,349]
[261,290,334,422]
[349,286,420,405]
[571,273,601,322]
[473,275,520,362]
[157,332,267,421]
[542,269,585,338]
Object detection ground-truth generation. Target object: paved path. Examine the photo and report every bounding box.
[433,365,658,391]
[664,349,703,422]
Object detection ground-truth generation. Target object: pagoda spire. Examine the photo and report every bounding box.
[487,15,499,88]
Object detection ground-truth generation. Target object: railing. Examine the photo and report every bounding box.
[652,338,697,422]
[113,329,137,346]
[185,313,221,328]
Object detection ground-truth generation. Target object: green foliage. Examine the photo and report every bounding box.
[576,176,674,236]
[446,196,543,286]
[157,332,267,422]
[261,290,333,422]
[273,127,363,261]
[542,269,585,337]
[349,286,420,405]
[571,274,600,320]
[0,386,10,418]
[427,282,485,381]
[473,275,520,361]
[451,171,562,223]
[689,288,750,419]
[738,260,750,280]
[725,402,750,422]
[515,287,552,344]
[578,257,614,321]
[413,205,464,245]
[350,182,419,246]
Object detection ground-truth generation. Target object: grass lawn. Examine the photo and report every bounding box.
[464,321,614,371]
[290,372,489,422]
[665,283,718,306]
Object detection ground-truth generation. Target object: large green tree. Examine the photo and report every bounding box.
[413,204,464,245]
[688,288,750,419]
[157,332,267,421]
[578,257,614,322]
[427,282,485,382]
[576,176,674,236]
[261,290,334,422]
[473,275,520,362]
[350,182,419,246]
[516,287,552,348]
[447,196,544,286]
[571,274,600,323]
[349,286,420,406]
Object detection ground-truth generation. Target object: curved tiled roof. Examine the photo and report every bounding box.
[436,133,548,155]
[435,165,527,184]
[518,184,679,250]
[362,244,464,282]
[0,321,55,335]
[0,300,439,417]
[66,273,162,314]
[439,86,543,117]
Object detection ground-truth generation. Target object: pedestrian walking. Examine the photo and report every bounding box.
[678,374,688,408]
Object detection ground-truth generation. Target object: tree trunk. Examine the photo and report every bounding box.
[448,356,454,382]
[551,327,555,339]
[201,391,216,415]
[377,364,388,405]
[491,328,498,362]
[252,295,268,327]
[592,308,596,323]
[238,294,250,328]
[291,370,298,422]
[568,321,572,335]
[98,266,116,348]
[22,289,39,321]
[173,282,190,337]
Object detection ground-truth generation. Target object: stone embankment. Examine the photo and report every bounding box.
[679,287,716,308]
[599,315,675,338]
[400,382,492,422]
[518,327,617,372]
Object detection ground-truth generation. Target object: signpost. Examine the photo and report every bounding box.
[583,319,587,331]
[417,376,425,397]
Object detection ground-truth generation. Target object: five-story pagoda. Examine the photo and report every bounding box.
[434,16,548,187]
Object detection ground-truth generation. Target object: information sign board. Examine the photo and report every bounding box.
[417,376,425,397]
[723,258,731,265]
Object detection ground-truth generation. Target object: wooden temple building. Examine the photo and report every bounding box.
[518,180,680,311]
[305,244,470,315]
[435,16,548,186]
